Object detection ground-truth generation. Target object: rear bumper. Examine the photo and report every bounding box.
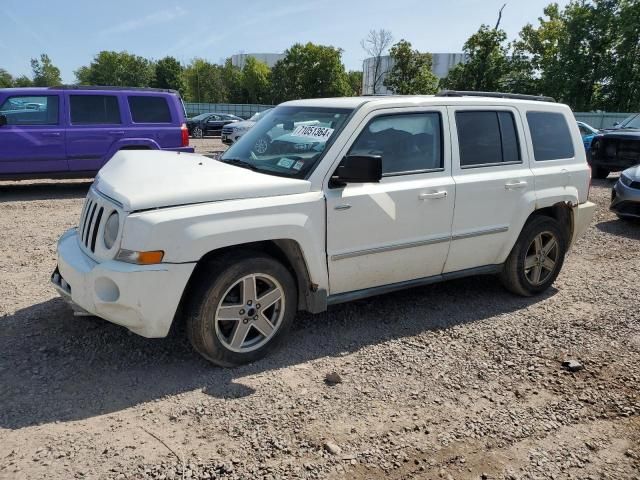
[165,146,195,153]
[572,201,596,245]
[53,228,196,338]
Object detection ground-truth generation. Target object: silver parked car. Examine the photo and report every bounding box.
[221,108,273,148]
[611,165,640,219]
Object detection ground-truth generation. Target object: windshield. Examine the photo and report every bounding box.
[191,113,212,121]
[249,108,273,122]
[620,114,640,129]
[220,106,352,178]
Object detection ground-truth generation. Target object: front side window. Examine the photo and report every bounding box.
[527,111,574,161]
[0,95,59,125]
[221,106,352,178]
[348,113,443,174]
[70,95,121,125]
[456,111,521,167]
[128,96,171,123]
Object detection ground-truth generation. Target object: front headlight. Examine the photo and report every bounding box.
[620,173,633,187]
[103,211,119,249]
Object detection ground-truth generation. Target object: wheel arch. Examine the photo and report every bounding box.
[529,201,574,246]
[176,239,326,329]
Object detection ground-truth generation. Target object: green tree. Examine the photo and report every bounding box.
[440,25,511,92]
[75,51,155,87]
[241,57,271,104]
[0,69,13,88]
[221,58,244,103]
[31,54,62,86]
[13,75,33,87]
[270,42,352,102]
[383,40,439,94]
[182,59,227,103]
[347,70,363,95]
[153,56,184,93]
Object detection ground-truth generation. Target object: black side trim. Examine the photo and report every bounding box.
[326,264,502,306]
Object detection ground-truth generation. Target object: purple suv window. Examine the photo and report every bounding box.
[128,96,171,123]
[0,95,59,125]
[70,95,121,125]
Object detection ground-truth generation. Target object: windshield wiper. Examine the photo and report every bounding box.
[219,158,260,172]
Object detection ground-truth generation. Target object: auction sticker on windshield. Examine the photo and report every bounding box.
[291,125,334,140]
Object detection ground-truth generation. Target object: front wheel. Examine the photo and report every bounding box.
[499,216,567,296]
[591,165,610,179]
[185,253,297,366]
[192,126,204,139]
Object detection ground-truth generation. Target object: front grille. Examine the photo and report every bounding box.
[613,201,640,217]
[221,127,233,135]
[78,188,118,255]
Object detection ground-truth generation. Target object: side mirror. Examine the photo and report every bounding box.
[0,114,7,126]
[332,154,382,185]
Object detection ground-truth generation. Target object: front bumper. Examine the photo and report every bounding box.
[571,201,597,245]
[610,179,640,218]
[53,228,196,338]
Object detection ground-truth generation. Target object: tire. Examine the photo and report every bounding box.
[591,165,610,179]
[185,252,297,367]
[499,216,567,297]
[193,126,204,139]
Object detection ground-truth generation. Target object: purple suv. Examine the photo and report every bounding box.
[0,86,194,179]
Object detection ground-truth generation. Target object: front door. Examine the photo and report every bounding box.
[0,93,67,176]
[326,109,455,295]
[444,107,535,273]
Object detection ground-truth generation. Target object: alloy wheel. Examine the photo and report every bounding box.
[524,231,559,286]
[214,273,285,353]
[193,126,203,138]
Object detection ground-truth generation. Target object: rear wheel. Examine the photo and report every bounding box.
[499,216,567,296]
[185,253,297,366]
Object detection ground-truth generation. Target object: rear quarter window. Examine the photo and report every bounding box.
[128,96,172,123]
[527,111,575,161]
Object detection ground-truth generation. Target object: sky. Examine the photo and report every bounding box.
[0,0,570,83]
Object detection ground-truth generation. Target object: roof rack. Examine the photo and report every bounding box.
[436,90,555,103]
[50,85,179,94]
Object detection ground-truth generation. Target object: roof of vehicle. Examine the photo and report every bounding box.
[0,86,180,94]
[282,92,563,110]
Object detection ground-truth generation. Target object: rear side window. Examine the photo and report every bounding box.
[0,95,59,125]
[128,96,172,123]
[348,112,443,174]
[70,95,121,124]
[527,111,575,161]
[456,111,521,167]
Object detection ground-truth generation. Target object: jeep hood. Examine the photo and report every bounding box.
[95,150,311,211]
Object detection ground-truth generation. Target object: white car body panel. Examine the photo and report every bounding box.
[54,95,596,339]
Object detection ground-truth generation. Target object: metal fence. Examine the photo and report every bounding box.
[184,103,274,119]
[574,112,630,129]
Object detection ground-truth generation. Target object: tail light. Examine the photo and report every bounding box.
[181,123,189,147]
[587,164,592,199]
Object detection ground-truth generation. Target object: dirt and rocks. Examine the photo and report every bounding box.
[0,154,639,479]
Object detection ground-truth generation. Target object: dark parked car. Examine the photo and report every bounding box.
[589,113,640,179]
[0,86,193,179]
[186,113,242,138]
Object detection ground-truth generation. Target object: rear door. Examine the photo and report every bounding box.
[126,94,178,148]
[65,93,124,173]
[0,93,67,176]
[444,106,535,273]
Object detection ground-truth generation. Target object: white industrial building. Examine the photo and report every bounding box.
[231,53,286,69]
[362,53,467,95]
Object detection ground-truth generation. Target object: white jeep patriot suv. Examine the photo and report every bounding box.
[53,91,596,366]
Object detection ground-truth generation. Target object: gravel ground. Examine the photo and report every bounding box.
[0,161,639,479]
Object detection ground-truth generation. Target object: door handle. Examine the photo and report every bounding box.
[334,204,352,210]
[504,180,528,190]
[109,130,125,135]
[41,132,61,137]
[419,191,447,200]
